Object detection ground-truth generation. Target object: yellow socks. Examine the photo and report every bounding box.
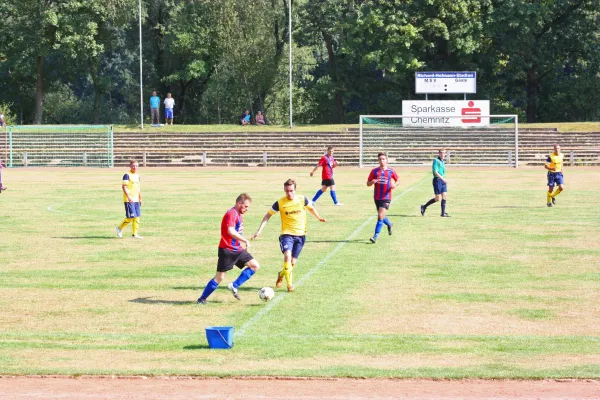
[132,217,140,236]
[119,218,133,230]
[551,187,563,198]
[282,261,292,288]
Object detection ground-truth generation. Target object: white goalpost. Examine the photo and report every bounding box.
[359,115,519,168]
[7,125,114,168]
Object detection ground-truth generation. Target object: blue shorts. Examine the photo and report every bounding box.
[165,108,173,119]
[547,172,564,187]
[279,235,306,259]
[433,177,447,195]
[124,202,141,218]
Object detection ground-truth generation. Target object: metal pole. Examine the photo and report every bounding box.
[359,116,363,168]
[139,0,144,129]
[288,0,292,129]
[514,115,519,168]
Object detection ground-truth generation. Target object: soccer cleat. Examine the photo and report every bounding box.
[275,272,284,288]
[441,213,451,217]
[420,205,425,216]
[334,203,344,206]
[197,297,207,305]
[369,236,377,243]
[387,223,393,236]
[132,234,144,239]
[287,285,294,292]
[551,197,556,205]
[116,226,123,238]
[227,282,241,300]
[547,203,553,207]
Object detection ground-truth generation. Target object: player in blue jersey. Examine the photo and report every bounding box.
[367,152,399,243]
[197,193,260,304]
[421,149,450,217]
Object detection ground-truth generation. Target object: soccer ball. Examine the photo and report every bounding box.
[259,287,275,302]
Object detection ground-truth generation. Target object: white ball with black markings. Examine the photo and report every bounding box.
[259,287,275,302]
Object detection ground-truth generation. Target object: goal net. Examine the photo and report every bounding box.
[359,115,519,168]
[7,125,114,167]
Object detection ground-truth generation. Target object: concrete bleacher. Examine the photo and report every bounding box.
[112,128,600,167]
[2,127,598,167]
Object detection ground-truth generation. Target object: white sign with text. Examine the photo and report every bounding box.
[401,100,490,127]
[415,72,476,94]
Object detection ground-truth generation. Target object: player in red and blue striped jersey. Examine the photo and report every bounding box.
[366,152,399,243]
[310,146,343,206]
[197,193,260,304]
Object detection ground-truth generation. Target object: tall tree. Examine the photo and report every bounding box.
[484,0,600,122]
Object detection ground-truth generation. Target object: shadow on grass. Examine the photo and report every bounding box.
[183,344,211,350]
[172,286,261,292]
[53,236,115,239]
[129,296,199,305]
[310,239,368,244]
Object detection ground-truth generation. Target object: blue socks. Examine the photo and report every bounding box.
[382,217,391,227]
[312,189,324,203]
[200,278,219,300]
[374,219,384,238]
[331,190,339,204]
[232,268,255,289]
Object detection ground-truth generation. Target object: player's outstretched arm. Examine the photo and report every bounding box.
[251,212,272,239]
[307,205,327,223]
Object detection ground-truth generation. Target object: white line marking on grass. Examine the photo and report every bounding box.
[237,177,428,338]
[47,202,82,216]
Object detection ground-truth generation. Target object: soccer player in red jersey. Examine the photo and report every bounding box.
[197,193,260,304]
[310,146,343,206]
[366,152,399,243]
[0,159,7,192]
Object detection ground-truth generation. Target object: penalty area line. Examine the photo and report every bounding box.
[236,176,428,338]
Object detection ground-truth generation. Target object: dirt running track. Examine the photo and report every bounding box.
[1,377,599,400]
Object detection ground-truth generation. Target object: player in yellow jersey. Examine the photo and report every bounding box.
[545,144,565,207]
[252,179,327,292]
[116,160,143,238]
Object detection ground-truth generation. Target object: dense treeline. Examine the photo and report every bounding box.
[1,0,599,125]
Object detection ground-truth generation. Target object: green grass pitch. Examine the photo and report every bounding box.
[0,166,599,378]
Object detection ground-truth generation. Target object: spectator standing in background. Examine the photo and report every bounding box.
[150,91,160,127]
[164,93,175,125]
[0,114,5,127]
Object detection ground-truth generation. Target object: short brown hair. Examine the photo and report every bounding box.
[236,193,252,203]
[284,179,296,189]
[377,152,387,158]
[129,160,138,165]
[327,146,334,151]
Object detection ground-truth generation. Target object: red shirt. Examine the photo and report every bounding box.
[318,154,336,180]
[368,167,398,201]
[219,207,244,252]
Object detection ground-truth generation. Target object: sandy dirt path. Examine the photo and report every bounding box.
[1,377,599,399]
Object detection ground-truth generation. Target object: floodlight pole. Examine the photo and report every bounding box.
[139,0,144,129]
[288,0,292,129]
